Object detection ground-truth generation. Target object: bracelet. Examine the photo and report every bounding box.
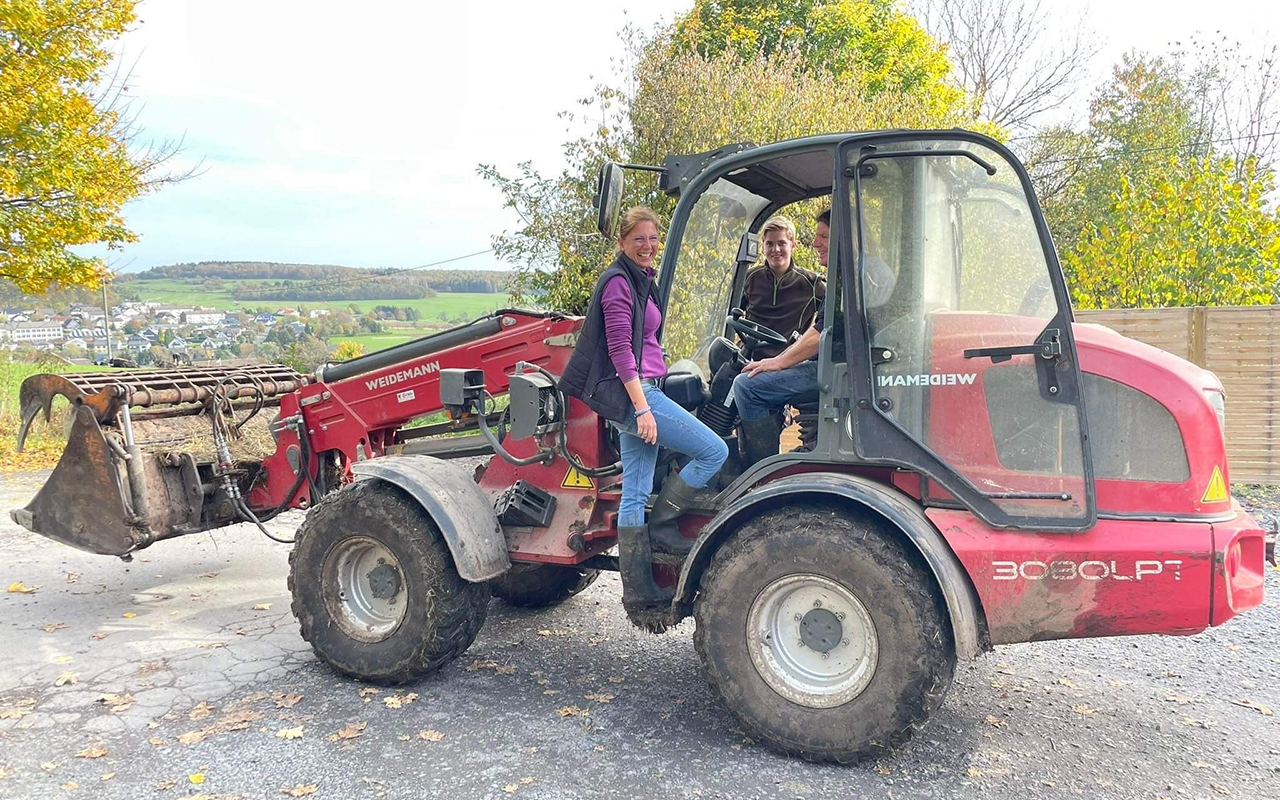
[634,407,652,419]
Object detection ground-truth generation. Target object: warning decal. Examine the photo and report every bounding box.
[561,467,594,490]
[1201,465,1228,504]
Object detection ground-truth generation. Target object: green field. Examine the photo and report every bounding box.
[332,331,425,351]
[121,278,509,319]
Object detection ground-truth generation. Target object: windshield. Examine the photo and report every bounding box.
[663,178,769,367]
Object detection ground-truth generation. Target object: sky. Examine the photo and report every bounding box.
[99,0,1278,275]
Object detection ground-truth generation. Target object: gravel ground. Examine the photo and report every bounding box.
[0,471,1277,800]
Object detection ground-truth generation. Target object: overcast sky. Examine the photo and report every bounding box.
[101,0,1277,274]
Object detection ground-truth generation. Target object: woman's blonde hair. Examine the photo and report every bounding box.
[618,206,661,242]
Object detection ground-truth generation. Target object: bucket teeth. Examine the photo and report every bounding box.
[16,374,91,452]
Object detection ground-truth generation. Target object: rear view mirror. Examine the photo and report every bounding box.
[594,162,624,237]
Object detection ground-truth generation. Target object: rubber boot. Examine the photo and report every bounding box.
[617,525,675,631]
[647,471,700,555]
[739,416,782,470]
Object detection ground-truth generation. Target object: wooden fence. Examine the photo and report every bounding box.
[1077,306,1280,485]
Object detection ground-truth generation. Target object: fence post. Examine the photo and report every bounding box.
[1189,306,1208,367]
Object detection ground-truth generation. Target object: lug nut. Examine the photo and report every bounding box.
[794,614,802,621]
[836,612,845,620]
[813,600,822,608]
[821,653,829,660]
[842,638,849,646]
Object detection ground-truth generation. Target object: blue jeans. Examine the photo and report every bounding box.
[731,360,819,421]
[613,383,729,527]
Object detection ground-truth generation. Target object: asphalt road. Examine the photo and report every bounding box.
[1,471,1278,800]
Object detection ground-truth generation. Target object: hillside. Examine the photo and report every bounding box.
[117,261,513,302]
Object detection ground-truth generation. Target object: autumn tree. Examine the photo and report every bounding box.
[0,0,187,293]
[332,340,366,361]
[481,5,975,328]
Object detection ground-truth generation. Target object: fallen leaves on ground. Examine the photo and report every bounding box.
[75,746,107,759]
[199,572,220,579]
[252,603,271,611]
[357,688,379,698]
[7,581,38,594]
[121,612,136,619]
[53,671,78,687]
[1212,784,1231,795]
[1183,716,1217,729]
[178,730,207,745]
[41,762,58,771]
[189,772,205,785]
[153,779,177,790]
[178,708,264,744]
[984,715,1006,727]
[1233,699,1273,715]
[418,730,445,742]
[137,661,166,677]
[89,632,109,641]
[60,781,78,790]
[0,698,36,720]
[65,572,80,584]
[329,722,366,742]
[1164,693,1192,705]
[100,772,115,781]
[502,785,518,794]
[1190,760,1214,769]
[276,726,304,740]
[273,693,303,708]
[0,765,11,780]
[383,693,418,709]
[40,622,68,633]
[582,693,614,704]
[53,655,73,664]
[1071,704,1098,716]
[189,702,214,720]
[466,659,516,675]
[148,737,166,747]
[281,785,317,797]
[558,706,584,718]
[98,693,134,713]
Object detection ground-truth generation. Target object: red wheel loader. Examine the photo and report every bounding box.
[11,131,1272,762]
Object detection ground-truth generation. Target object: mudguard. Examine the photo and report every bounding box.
[673,472,989,660]
[352,455,510,582]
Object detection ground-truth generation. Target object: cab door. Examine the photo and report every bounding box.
[835,133,1096,531]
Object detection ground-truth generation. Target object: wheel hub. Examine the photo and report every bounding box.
[322,536,408,643]
[799,607,842,652]
[746,574,879,709]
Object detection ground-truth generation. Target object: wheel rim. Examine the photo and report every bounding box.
[322,536,407,643]
[746,574,879,708]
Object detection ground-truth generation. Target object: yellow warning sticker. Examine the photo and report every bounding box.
[561,467,594,490]
[1201,465,1228,504]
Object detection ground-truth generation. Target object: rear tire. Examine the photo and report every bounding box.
[288,479,489,684]
[490,563,600,608]
[693,505,954,762]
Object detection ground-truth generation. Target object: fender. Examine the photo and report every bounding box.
[675,472,989,660]
[352,455,510,582]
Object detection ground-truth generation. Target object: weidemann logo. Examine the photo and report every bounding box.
[366,361,441,391]
[878,372,977,387]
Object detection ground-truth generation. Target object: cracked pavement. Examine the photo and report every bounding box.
[1,470,1278,800]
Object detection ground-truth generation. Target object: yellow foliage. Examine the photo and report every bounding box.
[0,0,170,293]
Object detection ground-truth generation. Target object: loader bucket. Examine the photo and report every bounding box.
[10,406,138,556]
[10,364,306,556]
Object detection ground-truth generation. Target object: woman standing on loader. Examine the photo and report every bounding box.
[560,207,728,619]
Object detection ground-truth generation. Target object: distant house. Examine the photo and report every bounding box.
[254,313,276,325]
[169,336,188,353]
[141,327,159,341]
[286,321,308,335]
[182,311,224,326]
[274,308,299,317]
[126,334,151,352]
[62,318,82,331]
[5,321,66,343]
[308,309,331,318]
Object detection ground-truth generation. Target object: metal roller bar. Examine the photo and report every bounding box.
[319,316,503,383]
[54,365,306,408]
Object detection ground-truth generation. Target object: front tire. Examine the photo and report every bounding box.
[490,563,600,608]
[288,479,489,684]
[693,505,954,762]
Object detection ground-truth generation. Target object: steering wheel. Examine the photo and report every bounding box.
[726,311,789,350]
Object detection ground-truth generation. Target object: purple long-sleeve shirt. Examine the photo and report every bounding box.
[601,272,667,382]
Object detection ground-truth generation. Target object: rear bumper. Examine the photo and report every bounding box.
[1210,503,1267,626]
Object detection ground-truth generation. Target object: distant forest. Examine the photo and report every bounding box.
[118,261,514,301]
